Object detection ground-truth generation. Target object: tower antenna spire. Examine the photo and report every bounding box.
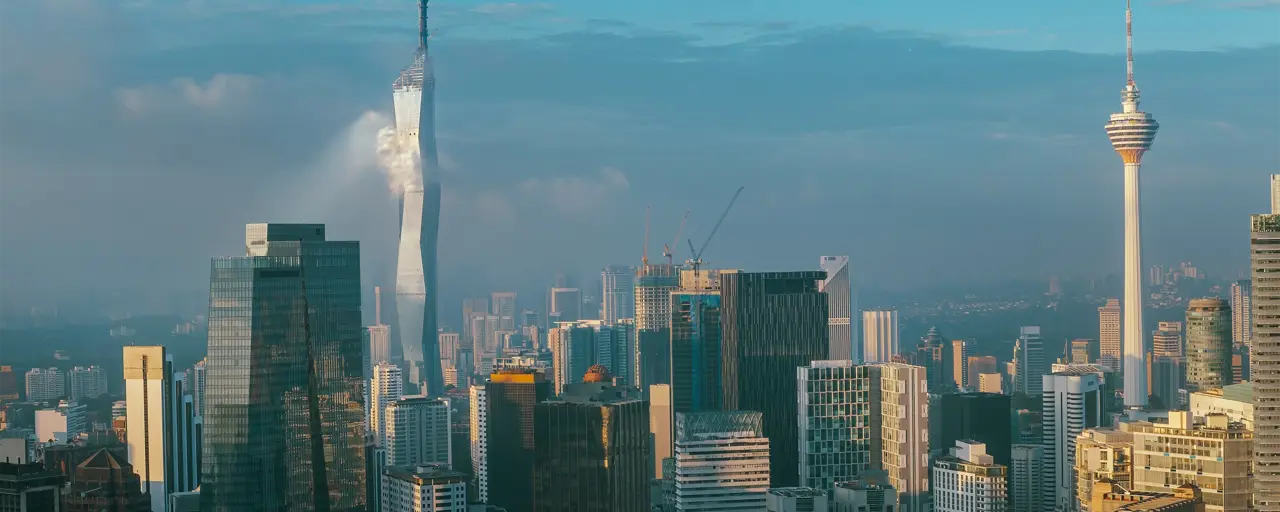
[1126,0,1135,87]
[419,0,430,50]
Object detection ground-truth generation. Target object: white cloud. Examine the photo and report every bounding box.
[518,166,630,214]
[471,2,554,17]
[116,73,257,114]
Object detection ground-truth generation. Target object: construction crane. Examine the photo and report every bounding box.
[641,205,651,267]
[686,186,744,273]
[662,210,690,266]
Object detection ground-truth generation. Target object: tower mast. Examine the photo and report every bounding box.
[1126,0,1134,87]
[419,0,429,51]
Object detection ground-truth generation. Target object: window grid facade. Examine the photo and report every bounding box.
[796,361,874,491]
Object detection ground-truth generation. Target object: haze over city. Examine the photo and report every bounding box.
[0,0,1276,319]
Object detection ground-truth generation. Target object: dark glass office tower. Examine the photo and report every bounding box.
[485,369,552,512]
[670,291,722,415]
[202,224,366,512]
[533,367,649,512]
[938,393,1011,467]
[720,270,828,487]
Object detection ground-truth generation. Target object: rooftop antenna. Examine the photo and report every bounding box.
[1126,0,1134,87]
[419,0,430,51]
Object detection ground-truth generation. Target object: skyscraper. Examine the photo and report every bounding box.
[669,291,722,419]
[385,396,451,468]
[124,346,200,512]
[932,441,1007,512]
[1009,444,1044,512]
[915,327,954,392]
[468,384,488,503]
[1253,184,1280,511]
[1042,369,1103,511]
[1073,428,1133,510]
[1104,0,1159,410]
[939,393,1011,467]
[673,411,771,511]
[380,464,467,512]
[1127,412,1252,512]
[394,0,444,396]
[650,384,673,479]
[819,256,855,361]
[1230,280,1252,347]
[186,359,207,418]
[1152,321,1183,358]
[491,292,517,330]
[951,340,969,389]
[68,366,107,401]
[203,224,366,511]
[1097,299,1122,371]
[550,288,583,323]
[549,321,597,394]
[720,270,828,487]
[533,367,649,511]
[1014,327,1044,398]
[25,368,65,401]
[635,264,679,391]
[1185,298,1232,392]
[601,265,637,325]
[371,363,405,447]
[876,363,930,512]
[483,369,552,512]
[796,361,876,491]
[862,310,900,363]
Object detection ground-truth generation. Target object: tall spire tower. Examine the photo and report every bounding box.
[394,0,444,396]
[1105,0,1159,409]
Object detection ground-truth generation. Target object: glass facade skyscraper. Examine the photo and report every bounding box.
[670,291,722,416]
[483,369,552,512]
[720,270,829,488]
[202,224,366,511]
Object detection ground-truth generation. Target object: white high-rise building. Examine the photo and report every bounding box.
[932,441,1007,512]
[1098,299,1122,371]
[438,331,459,370]
[68,366,107,401]
[1042,369,1103,511]
[1009,444,1045,512]
[371,363,404,447]
[186,359,207,417]
[1014,327,1044,398]
[368,324,392,367]
[796,360,875,490]
[1104,0,1159,410]
[862,310,899,363]
[674,411,771,511]
[1231,280,1253,346]
[385,396,450,468]
[469,384,488,503]
[1251,199,1280,510]
[819,256,855,361]
[602,265,637,325]
[124,346,200,512]
[1152,321,1183,358]
[34,400,86,444]
[875,363,929,512]
[381,464,467,512]
[24,368,64,401]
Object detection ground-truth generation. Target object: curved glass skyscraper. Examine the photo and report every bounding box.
[394,0,443,396]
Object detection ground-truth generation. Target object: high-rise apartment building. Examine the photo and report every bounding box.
[186,360,206,418]
[951,340,969,389]
[550,287,583,323]
[1253,192,1280,510]
[0,366,18,401]
[124,346,200,512]
[721,270,828,488]
[385,396,450,468]
[670,291,722,421]
[1070,339,1095,365]
[67,367,106,401]
[381,464,467,512]
[1014,326,1045,398]
[25,368,65,401]
[371,363,405,447]
[438,331,459,371]
[468,384,487,503]
[1042,369,1103,511]
[875,363,929,512]
[932,441,1007,512]
[534,367,649,511]
[491,292,517,330]
[601,265,637,325]
[1009,444,1045,512]
[1098,299,1122,371]
[862,310,899,363]
[1152,321,1183,358]
[1186,298,1232,391]
[796,361,876,490]
[819,256,855,361]
[482,369,551,512]
[1231,281,1252,346]
[1074,428,1133,511]
[595,320,634,385]
[1127,411,1252,512]
[673,411,771,511]
[549,321,597,394]
[202,223,366,511]
[939,393,1011,467]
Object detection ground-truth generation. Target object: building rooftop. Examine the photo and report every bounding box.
[383,464,466,486]
[766,487,826,498]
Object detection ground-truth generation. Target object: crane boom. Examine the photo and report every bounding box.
[642,205,651,266]
[694,186,744,260]
[663,210,691,265]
